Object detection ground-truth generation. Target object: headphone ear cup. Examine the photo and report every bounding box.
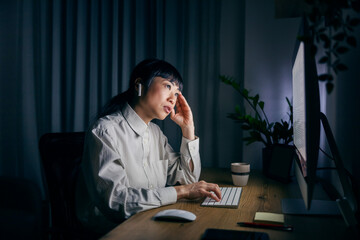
[138,83,142,96]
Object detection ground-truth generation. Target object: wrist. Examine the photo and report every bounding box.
[174,185,189,200]
[181,125,195,140]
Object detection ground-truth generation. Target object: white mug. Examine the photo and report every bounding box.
[231,162,250,186]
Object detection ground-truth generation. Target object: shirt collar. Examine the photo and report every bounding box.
[122,102,148,136]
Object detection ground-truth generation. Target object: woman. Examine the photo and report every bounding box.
[76,58,221,233]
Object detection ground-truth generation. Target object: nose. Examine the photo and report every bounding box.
[168,92,176,105]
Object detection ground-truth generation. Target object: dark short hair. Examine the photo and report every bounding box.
[129,58,183,92]
[97,58,183,119]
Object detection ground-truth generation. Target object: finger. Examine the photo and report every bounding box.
[170,108,176,119]
[206,183,221,200]
[175,101,182,114]
[203,190,220,202]
[213,186,222,200]
[178,95,191,115]
[178,94,190,109]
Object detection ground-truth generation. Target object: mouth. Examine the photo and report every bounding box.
[163,106,172,114]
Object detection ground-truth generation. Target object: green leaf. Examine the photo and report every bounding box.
[335,63,348,71]
[319,56,328,64]
[353,3,360,13]
[326,82,334,94]
[242,89,249,97]
[332,19,342,31]
[347,26,355,32]
[336,46,349,54]
[245,114,252,121]
[310,45,317,56]
[319,33,330,42]
[323,40,331,48]
[347,36,357,47]
[349,18,360,27]
[219,75,229,83]
[318,73,331,81]
[232,82,240,91]
[333,32,345,41]
[286,97,292,108]
[258,101,264,110]
[253,94,259,107]
[250,131,262,140]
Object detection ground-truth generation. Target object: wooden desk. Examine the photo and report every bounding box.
[101,168,358,240]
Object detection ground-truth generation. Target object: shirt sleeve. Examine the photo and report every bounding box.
[164,134,201,186]
[82,126,177,220]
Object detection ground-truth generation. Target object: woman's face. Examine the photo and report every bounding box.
[136,76,181,123]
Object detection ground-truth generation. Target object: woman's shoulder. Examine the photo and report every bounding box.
[91,111,125,132]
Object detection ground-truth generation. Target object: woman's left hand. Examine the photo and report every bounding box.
[170,93,195,140]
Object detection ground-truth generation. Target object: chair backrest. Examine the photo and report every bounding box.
[39,132,85,235]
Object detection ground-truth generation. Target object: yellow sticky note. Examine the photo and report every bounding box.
[254,212,285,224]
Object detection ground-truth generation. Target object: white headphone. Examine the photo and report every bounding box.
[138,83,142,97]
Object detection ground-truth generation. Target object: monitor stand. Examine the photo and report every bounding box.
[282,112,358,227]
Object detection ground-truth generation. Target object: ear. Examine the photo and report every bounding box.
[135,78,142,96]
[135,78,142,91]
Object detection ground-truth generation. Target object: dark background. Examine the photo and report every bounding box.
[0,0,359,202]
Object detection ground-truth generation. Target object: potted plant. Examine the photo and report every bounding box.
[302,0,360,94]
[220,75,295,182]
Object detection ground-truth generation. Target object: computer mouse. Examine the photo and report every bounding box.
[153,209,196,222]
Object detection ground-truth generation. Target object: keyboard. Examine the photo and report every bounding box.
[201,187,242,208]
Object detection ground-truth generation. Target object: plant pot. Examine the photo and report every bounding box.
[262,144,295,183]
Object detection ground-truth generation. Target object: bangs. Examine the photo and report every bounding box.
[131,58,184,91]
[156,72,183,92]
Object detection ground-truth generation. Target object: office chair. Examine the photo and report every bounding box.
[0,176,43,240]
[39,132,101,240]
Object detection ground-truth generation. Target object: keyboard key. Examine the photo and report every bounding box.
[201,187,242,208]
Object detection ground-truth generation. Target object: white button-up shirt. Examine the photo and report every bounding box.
[77,103,200,230]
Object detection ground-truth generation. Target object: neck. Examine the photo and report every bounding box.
[129,98,152,124]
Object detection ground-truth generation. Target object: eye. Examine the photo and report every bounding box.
[175,93,179,97]
[166,84,171,90]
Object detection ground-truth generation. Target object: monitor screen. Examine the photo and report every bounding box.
[292,42,307,177]
[291,18,321,210]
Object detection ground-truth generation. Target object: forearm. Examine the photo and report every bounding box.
[174,185,189,200]
[181,125,195,141]
[180,125,196,172]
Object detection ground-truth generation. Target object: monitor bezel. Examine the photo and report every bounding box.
[291,17,321,210]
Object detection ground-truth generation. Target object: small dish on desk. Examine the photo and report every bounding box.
[153,209,196,222]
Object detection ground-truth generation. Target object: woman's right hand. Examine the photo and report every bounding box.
[174,180,222,202]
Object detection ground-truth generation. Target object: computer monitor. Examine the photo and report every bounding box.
[291,17,320,211]
[282,17,358,227]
